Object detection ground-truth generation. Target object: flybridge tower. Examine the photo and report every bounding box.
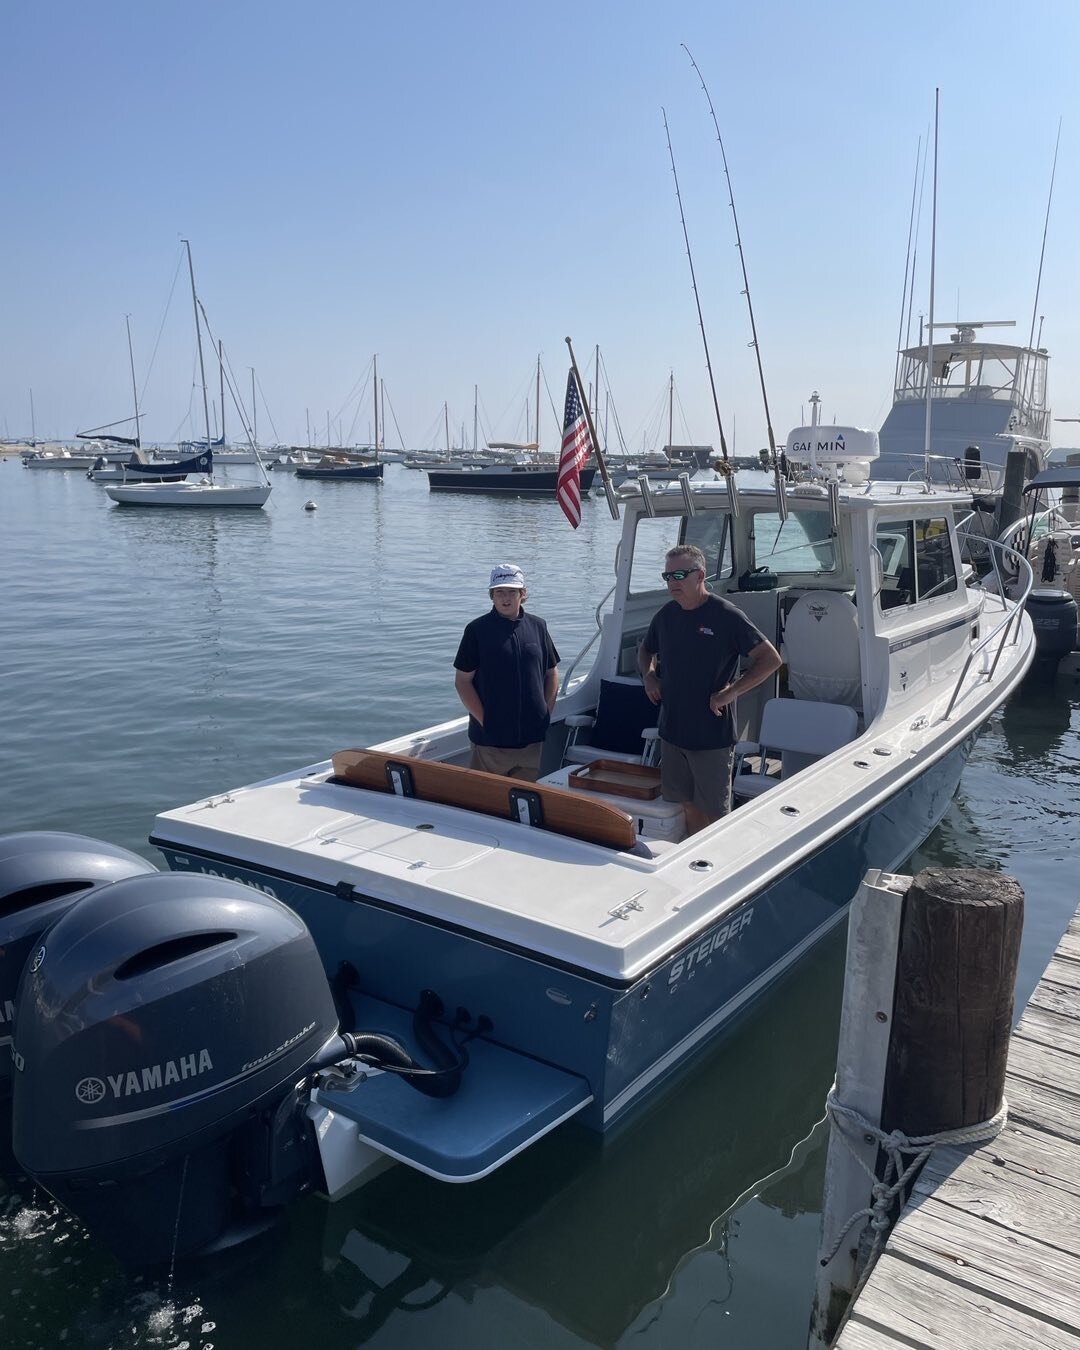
[875,318,1051,482]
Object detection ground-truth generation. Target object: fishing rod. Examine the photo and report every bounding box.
[682,45,785,518]
[661,105,739,518]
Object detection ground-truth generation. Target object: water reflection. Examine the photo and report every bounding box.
[286,932,843,1347]
[998,679,1077,766]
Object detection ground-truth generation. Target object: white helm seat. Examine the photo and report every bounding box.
[783,591,862,711]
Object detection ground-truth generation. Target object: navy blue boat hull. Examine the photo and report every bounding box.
[426,466,597,496]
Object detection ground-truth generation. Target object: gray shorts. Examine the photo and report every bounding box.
[469,742,543,780]
[660,741,734,817]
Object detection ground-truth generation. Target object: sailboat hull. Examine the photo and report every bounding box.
[104,482,271,507]
[294,462,383,480]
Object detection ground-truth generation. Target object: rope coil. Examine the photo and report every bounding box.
[821,1088,1008,1298]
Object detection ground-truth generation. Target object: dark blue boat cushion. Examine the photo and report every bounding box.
[587,679,658,756]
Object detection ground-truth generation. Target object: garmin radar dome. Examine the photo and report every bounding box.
[784,425,879,482]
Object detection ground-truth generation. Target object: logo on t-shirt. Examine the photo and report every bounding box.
[697,625,715,637]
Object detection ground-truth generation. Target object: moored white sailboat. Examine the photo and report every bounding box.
[105,242,271,509]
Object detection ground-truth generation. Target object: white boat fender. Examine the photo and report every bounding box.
[304,499,317,511]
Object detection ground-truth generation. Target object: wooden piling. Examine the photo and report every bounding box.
[882,867,1023,1137]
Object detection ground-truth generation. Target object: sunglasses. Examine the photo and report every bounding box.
[661,568,698,582]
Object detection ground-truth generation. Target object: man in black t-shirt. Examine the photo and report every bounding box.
[453,563,560,781]
[638,545,781,833]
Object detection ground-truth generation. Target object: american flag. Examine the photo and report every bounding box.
[557,369,593,528]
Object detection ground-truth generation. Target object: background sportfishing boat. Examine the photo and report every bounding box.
[3,427,1035,1266]
[874,318,1052,488]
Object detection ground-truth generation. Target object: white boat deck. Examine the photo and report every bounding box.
[153,677,999,985]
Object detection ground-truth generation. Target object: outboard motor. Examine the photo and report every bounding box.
[1026,589,1078,675]
[11,871,345,1267]
[0,832,157,1109]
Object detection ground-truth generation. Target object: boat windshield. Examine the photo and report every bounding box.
[752,508,837,574]
[628,512,734,594]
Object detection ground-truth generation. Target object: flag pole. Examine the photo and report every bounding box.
[565,336,619,520]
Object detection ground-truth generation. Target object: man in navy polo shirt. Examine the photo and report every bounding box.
[638,544,781,833]
[453,564,560,780]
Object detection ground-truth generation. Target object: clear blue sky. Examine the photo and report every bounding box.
[3,1,1079,451]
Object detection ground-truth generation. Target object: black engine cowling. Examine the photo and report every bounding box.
[11,870,343,1266]
[0,831,157,1105]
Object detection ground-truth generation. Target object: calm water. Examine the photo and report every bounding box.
[1,459,1077,1349]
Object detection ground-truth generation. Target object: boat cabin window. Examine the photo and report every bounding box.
[628,512,733,595]
[876,516,958,610]
[751,508,836,575]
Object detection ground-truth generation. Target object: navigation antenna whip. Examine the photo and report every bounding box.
[661,105,739,519]
[683,43,785,519]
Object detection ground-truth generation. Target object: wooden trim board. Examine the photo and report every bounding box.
[330,749,638,851]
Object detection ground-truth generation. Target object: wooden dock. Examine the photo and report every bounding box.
[833,906,1080,1348]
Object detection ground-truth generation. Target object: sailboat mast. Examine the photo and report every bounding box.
[667,370,673,460]
[217,340,225,446]
[535,354,541,449]
[373,354,379,453]
[124,315,141,449]
[444,402,450,460]
[250,368,257,448]
[29,387,36,445]
[182,240,214,458]
[473,384,478,453]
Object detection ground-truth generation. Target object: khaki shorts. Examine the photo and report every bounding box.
[660,741,734,818]
[469,742,544,780]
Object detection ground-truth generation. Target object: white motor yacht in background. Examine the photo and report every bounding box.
[874,319,1052,491]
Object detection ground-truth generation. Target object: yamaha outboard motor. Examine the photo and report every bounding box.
[11,871,345,1267]
[0,832,157,1109]
[1026,589,1078,676]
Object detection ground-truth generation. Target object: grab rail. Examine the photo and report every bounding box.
[942,529,1034,720]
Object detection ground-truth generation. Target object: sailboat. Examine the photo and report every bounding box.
[84,317,195,484]
[295,354,384,481]
[105,242,272,509]
[426,358,597,497]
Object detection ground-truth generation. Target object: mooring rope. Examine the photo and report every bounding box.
[820,1087,1008,1301]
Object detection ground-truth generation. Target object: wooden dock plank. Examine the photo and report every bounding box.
[1035,956,1080,995]
[885,1194,1080,1329]
[1006,1032,1080,1096]
[1056,931,1080,963]
[918,1124,1080,1198]
[1001,1072,1080,1142]
[907,1134,1080,1258]
[1027,979,1080,1021]
[840,1251,1080,1350]
[1012,1002,1080,1057]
